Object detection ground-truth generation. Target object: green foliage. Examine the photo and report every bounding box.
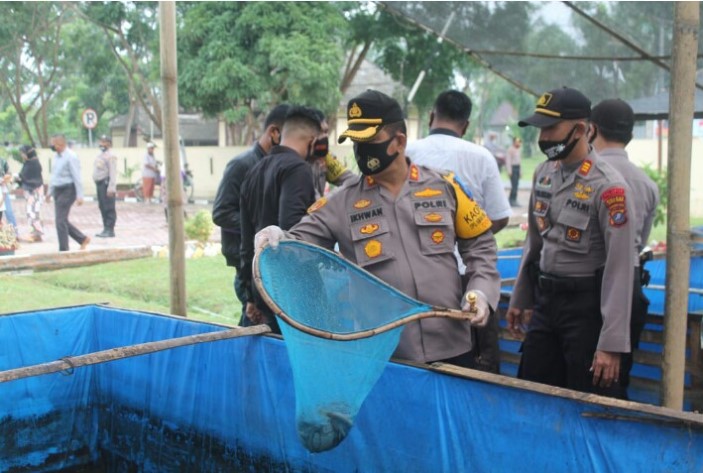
[178,1,346,135]
[185,210,215,244]
[0,255,242,324]
[642,164,668,227]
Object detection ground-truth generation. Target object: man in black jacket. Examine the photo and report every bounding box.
[212,104,290,325]
[239,106,323,333]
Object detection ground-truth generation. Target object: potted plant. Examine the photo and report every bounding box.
[0,222,18,256]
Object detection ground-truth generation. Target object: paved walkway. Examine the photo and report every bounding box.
[4,183,531,258]
[7,197,217,256]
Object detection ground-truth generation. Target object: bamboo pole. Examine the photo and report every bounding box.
[0,325,271,384]
[159,2,187,316]
[662,1,699,410]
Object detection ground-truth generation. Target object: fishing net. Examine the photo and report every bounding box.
[254,240,467,452]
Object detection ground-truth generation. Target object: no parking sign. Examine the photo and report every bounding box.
[82,108,98,129]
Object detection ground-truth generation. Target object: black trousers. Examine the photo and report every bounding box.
[509,165,520,204]
[95,180,116,231]
[620,267,650,394]
[462,272,501,373]
[518,274,627,399]
[54,184,87,251]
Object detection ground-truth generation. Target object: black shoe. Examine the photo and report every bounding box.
[96,230,115,238]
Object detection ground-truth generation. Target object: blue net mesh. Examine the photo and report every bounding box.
[256,241,432,452]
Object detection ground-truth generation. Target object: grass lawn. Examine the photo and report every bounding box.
[0,255,242,326]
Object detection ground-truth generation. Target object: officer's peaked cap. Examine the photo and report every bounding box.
[519,87,591,128]
[338,89,405,143]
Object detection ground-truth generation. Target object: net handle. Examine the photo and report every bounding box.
[252,240,475,341]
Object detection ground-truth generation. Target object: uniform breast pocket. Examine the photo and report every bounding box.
[414,211,455,256]
[556,209,591,254]
[350,220,394,268]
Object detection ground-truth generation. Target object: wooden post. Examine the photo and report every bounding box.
[159,2,187,316]
[662,1,699,410]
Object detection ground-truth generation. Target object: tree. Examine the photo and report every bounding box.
[74,1,162,144]
[178,2,346,145]
[0,3,71,146]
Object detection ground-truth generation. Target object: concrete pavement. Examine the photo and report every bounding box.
[7,197,218,257]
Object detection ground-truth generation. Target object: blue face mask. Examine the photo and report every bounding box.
[353,137,398,175]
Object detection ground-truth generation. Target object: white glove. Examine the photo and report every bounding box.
[461,289,490,328]
[255,225,285,251]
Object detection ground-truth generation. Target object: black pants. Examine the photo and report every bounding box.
[620,266,650,394]
[54,184,87,251]
[95,180,116,231]
[509,165,520,204]
[462,272,501,373]
[518,274,626,399]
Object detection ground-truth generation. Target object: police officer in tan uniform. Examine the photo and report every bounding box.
[93,135,118,238]
[590,98,660,396]
[255,89,501,365]
[507,87,635,398]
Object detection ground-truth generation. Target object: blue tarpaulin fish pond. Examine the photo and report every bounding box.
[1,304,703,472]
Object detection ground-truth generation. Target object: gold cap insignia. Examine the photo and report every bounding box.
[349,102,362,118]
[537,93,553,108]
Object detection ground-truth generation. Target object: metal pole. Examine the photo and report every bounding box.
[159,2,187,316]
[662,1,699,410]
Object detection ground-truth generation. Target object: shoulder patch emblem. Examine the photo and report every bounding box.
[354,199,371,209]
[307,197,327,214]
[601,187,627,227]
[409,164,420,181]
[424,212,443,223]
[431,230,445,244]
[578,160,592,176]
[364,240,382,259]
[360,223,379,235]
[414,188,443,198]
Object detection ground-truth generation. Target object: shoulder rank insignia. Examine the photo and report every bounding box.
[354,199,371,209]
[409,164,420,182]
[307,197,327,214]
[578,160,592,176]
[414,188,443,198]
[441,172,491,238]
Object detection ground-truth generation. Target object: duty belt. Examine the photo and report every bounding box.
[537,271,598,293]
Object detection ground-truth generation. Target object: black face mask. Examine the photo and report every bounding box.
[354,137,398,175]
[538,125,580,161]
[313,136,329,158]
[50,145,56,152]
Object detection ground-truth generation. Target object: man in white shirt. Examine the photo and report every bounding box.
[406,90,512,373]
[407,90,512,235]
